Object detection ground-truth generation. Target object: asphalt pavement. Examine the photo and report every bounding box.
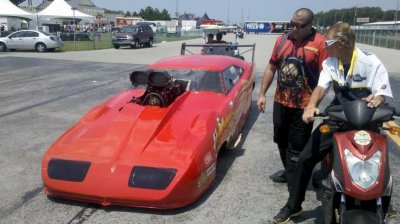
[0,33,399,224]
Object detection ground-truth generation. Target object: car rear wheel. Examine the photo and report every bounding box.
[0,42,6,52]
[36,43,47,52]
[114,45,120,49]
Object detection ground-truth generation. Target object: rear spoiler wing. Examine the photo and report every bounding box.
[180,43,256,63]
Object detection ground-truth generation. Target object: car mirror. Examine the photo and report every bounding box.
[8,36,12,39]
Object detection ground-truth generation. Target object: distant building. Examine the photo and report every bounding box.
[356,21,400,30]
[179,13,195,20]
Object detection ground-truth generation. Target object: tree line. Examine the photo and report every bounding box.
[103,6,398,25]
[104,6,171,20]
[315,7,398,27]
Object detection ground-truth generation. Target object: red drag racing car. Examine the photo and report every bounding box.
[42,45,255,209]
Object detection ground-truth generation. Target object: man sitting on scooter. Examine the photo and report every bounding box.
[272,22,394,224]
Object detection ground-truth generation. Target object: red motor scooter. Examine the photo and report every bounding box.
[314,100,400,224]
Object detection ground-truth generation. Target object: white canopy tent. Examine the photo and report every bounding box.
[35,0,94,20]
[0,0,34,20]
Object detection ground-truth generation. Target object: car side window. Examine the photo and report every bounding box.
[234,66,244,77]
[24,31,39,38]
[222,66,240,92]
[10,32,24,38]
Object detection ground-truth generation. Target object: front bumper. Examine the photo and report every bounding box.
[112,39,133,46]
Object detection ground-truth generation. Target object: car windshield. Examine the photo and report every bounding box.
[134,69,224,93]
[121,27,138,33]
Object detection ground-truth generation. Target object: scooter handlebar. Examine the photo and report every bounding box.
[386,97,400,117]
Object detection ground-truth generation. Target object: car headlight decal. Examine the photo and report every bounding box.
[344,149,381,189]
[48,158,91,182]
[128,166,176,190]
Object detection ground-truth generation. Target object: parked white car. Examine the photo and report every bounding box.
[0,30,63,52]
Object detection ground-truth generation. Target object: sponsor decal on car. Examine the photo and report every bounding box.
[216,111,234,139]
[197,172,207,188]
[206,162,216,177]
[204,152,213,166]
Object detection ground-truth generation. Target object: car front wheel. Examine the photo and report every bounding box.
[0,42,6,52]
[36,43,47,52]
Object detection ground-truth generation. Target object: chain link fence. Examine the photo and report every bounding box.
[318,26,400,50]
[59,30,203,51]
[354,28,399,50]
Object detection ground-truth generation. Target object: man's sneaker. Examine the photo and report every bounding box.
[270,170,287,183]
[273,205,302,224]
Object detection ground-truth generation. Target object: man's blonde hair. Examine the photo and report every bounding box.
[326,22,355,49]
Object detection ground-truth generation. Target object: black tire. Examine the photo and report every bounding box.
[134,39,140,48]
[114,45,120,49]
[36,43,47,52]
[147,39,153,47]
[234,55,245,60]
[0,42,6,52]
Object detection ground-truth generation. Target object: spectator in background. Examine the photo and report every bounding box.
[206,33,214,44]
[0,25,4,36]
[215,32,226,43]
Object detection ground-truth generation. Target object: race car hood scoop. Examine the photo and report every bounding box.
[48,91,193,168]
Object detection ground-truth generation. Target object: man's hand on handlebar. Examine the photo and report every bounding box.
[362,94,385,108]
[302,106,320,124]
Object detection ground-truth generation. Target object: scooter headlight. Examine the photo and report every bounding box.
[344,149,381,189]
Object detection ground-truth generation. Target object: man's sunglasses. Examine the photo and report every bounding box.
[290,20,311,29]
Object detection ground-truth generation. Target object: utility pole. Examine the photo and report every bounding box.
[175,0,179,18]
[334,10,337,25]
[353,6,357,26]
[28,0,32,11]
[241,8,243,25]
[227,0,231,24]
[71,7,77,50]
[395,1,399,48]
[341,11,344,22]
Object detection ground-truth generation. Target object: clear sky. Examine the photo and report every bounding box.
[30,0,399,23]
